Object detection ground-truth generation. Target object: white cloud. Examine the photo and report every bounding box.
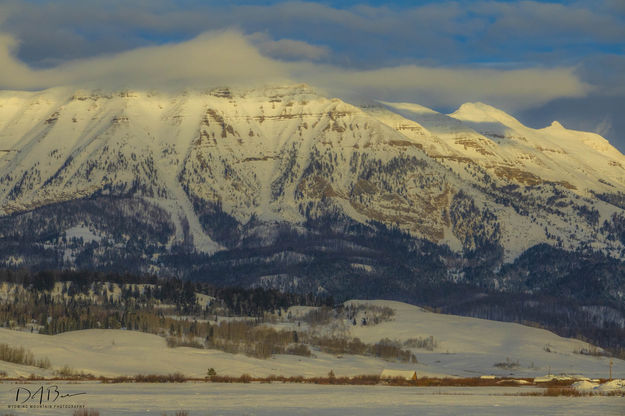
[295,64,590,110]
[0,30,589,111]
[0,33,36,88]
[0,30,290,90]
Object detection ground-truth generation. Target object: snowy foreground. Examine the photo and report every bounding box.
[1,382,624,416]
[1,300,622,379]
[1,299,624,414]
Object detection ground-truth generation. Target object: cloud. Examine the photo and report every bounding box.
[0,29,589,112]
[0,33,36,87]
[481,1,625,43]
[600,0,625,15]
[0,31,290,90]
[576,54,625,95]
[296,63,589,111]
[2,0,622,69]
[518,94,625,152]
[249,33,330,61]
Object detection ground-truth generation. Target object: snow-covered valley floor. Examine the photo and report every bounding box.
[2,300,623,380]
[1,299,624,415]
[1,382,624,416]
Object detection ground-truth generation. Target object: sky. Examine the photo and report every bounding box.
[0,0,624,150]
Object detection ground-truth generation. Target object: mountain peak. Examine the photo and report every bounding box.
[449,102,523,129]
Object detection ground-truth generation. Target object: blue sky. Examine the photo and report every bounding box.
[0,0,624,149]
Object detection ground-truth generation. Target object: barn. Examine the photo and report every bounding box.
[380,369,417,381]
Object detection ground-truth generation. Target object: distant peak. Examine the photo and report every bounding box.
[452,102,509,119]
[456,101,495,112]
[449,102,524,129]
[549,120,564,129]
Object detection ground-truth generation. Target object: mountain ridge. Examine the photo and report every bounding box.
[1,85,625,315]
[1,85,625,257]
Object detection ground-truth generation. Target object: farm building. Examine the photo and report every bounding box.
[380,369,417,381]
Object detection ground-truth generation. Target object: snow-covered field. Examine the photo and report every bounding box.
[345,300,624,379]
[1,382,624,416]
[0,300,622,380]
[1,300,624,414]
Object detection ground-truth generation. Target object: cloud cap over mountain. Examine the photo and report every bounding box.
[0,0,623,149]
[0,30,589,112]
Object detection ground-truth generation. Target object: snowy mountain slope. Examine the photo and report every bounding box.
[0,85,463,249]
[366,101,625,258]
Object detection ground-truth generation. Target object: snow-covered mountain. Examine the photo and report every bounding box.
[1,85,624,308]
[366,100,625,257]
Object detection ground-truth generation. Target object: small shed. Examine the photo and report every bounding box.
[380,369,417,381]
